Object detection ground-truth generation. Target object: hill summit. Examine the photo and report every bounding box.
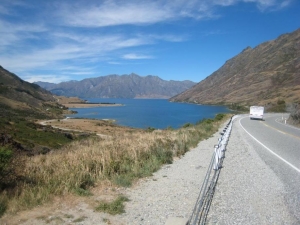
[170,28,300,108]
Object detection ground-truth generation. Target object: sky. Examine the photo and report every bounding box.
[0,0,299,84]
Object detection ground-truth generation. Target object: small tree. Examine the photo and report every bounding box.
[288,103,300,124]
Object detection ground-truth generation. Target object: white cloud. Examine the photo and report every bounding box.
[0,27,179,73]
[0,20,46,48]
[122,53,153,59]
[108,61,122,65]
[57,1,174,27]
[24,74,71,83]
[146,34,187,42]
[242,0,292,11]
[0,0,294,82]
[55,0,291,28]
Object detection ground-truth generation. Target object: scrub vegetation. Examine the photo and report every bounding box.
[0,113,230,216]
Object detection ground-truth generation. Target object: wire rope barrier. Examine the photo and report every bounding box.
[188,116,237,225]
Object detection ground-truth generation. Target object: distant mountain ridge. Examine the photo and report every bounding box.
[35,74,196,99]
[170,28,300,107]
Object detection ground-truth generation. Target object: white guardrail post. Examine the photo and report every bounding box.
[213,144,219,170]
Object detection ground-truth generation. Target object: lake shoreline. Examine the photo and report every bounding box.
[61,98,230,129]
[62,103,123,108]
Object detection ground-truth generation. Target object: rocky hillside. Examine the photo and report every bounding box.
[35,73,196,99]
[170,28,300,108]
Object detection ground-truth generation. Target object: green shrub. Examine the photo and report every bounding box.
[95,195,129,215]
[145,127,155,132]
[228,103,248,112]
[182,123,193,128]
[73,187,92,196]
[0,147,13,185]
[277,99,285,105]
[166,126,174,130]
[214,114,225,121]
[0,196,8,217]
[113,175,132,187]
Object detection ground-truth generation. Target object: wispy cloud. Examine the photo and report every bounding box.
[122,53,153,60]
[23,74,71,83]
[242,0,292,11]
[55,0,292,27]
[57,1,174,27]
[0,0,294,83]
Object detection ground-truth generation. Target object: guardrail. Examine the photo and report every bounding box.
[188,116,236,225]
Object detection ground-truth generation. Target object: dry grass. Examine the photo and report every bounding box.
[1,114,230,215]
[43,118,140,136]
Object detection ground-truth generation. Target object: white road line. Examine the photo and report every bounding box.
[238,116,300,173]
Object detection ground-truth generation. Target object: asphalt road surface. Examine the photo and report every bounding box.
[238,113,300,222]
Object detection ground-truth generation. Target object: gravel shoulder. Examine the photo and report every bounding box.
[114,124,224,225]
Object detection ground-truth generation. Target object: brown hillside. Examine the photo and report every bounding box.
[0,66,65,119]
[170,28,300,107]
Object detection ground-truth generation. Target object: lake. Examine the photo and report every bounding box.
[67,98,230,129]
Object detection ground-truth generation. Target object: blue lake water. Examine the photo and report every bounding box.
[67,98,230,129]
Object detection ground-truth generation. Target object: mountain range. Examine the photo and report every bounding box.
[35,74,196,99]
[170,28,300,109]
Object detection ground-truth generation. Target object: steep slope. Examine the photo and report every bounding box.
[170,28,300,107]
[0,65,61,118]
[35,73,196,99]
[0,66,84,155]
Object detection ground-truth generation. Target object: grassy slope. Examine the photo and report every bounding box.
[0,113,231,216]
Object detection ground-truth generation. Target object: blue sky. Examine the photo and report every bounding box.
[0,0,299,83]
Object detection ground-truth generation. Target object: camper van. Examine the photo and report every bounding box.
[249,106,264,120]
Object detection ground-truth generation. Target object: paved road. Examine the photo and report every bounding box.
[238,113,300,222]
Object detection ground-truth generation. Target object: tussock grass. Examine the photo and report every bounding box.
[1,114,230,215]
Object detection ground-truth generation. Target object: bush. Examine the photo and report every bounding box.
[0,196,8,217]
[267,100,286,112]
[214,114,225,121]
[95,195,129,215]
[228,103,248,112]
[182,123,193,128]
[0,147,13,185]
[289,103,300,124]
[145,127,155,132]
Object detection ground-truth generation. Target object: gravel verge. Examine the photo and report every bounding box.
[114,125,225,225]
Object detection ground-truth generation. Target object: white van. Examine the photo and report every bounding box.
[249,106,264,120]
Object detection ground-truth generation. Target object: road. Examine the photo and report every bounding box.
[238,113,300,222]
